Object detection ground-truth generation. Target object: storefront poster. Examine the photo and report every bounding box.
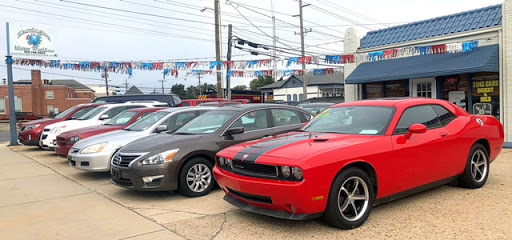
[449,91,466,109]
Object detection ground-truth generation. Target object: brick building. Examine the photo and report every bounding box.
[343,1,512,146]
[0,70,96,119]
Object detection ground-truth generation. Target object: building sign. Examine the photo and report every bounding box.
[10,26,58,57]
[473,80,498,103]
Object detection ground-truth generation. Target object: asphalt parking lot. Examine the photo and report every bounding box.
[2,143,512,240]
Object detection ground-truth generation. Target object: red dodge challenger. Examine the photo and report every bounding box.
[213,98,504,229]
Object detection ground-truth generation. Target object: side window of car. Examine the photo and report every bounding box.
[232,109,269,132]
[137,112,153,121]
[103,107,127,119]
[168,112,196,132]
[271,109,301,127]
[71,107,95,119]
[431,105,456,126]
[301,112,312,122]
[159,116,176,130]
[394,105,441,134]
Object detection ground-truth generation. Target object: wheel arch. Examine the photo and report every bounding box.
[331,161,378,199]
[474,138,490,156]
[176,151,216,182]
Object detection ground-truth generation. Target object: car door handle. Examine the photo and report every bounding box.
[439,132,448,137]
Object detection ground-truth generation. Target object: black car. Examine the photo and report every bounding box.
[110,104,314,197]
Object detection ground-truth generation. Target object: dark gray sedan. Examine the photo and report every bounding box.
[110,104,314,197]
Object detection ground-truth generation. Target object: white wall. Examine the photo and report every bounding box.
[343,28,361,102]
[273,86,319,101]
[503,0,512,143]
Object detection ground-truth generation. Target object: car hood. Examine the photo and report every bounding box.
[120,133,202,153]
[220,132,376,163]
[45,119,97,131]
[22,118,60,127]
[73,129,151,150]
[58,125,122,139]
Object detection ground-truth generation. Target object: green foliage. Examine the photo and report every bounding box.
[250,76,274,90]
[170,84,187,99]
[232,85,247,91]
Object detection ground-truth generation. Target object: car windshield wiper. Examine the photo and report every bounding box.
[174,132,196,135]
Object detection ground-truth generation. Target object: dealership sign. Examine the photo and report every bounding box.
[10,26,58,57]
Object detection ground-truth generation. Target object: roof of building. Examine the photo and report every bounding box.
[360,4,502,49]
[125,85,144,95]
[260,72,344,90]
[14,79,94,92]
[346,44,499,84]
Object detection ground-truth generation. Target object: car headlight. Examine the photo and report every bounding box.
[218,157,226,166]
[50,126,66,134]
[68,136,81,144]
[280,166,303,181]
[141,148,180,165]
[23,124,40,131]
[80,142,107,154]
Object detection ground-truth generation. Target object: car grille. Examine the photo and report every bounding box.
[41,134,48,140]
[57,137,66,147]
[43,128,50,132]
[227,160,278,178]
[112,153,142,167]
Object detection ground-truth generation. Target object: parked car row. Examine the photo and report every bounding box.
[16,98,504,230]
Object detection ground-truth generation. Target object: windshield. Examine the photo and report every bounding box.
[175,110,237,135]
[105,111,138,126]
[54,106,79,119]
[126,111,169,131]
[302,106,394,135]
[302,106,330,115]
[78,107,107,120]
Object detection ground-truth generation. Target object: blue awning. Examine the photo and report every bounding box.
[345,44,499,84]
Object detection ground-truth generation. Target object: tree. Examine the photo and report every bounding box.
[171,83,187,99]
[250,76,274,90]
[233,85,247,91]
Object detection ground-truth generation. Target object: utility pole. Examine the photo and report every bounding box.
[271,0,277,83]
[102,67,109,96]
[159,74,166,94]
[226,24,233,100]
[214,0,223,98]
[5,22,18,146]
[298,0,308,100]
[125,78,129,93]
[197,73,202,97]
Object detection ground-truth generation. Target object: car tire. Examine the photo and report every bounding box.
[458,143,489,189]
[177,157,215,198]
[323,167,375,229]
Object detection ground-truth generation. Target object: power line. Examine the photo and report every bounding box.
[304,3,374,30]
[0,3,216,42]
[3,65,106,82]
[316,0,387,27]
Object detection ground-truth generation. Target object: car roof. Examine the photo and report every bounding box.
[125,107,167,113]
[214,103,307,112]
[333,98,449,108]
[157,106,217,113]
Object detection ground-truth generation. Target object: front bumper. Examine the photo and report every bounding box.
[56,145,72,157]
[18,130,40,146]
[68,149,116,172]
[110,160,178,191]
[39,133,57,150]
[213,166,326,218]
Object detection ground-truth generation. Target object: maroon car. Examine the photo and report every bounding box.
[18,103,102,146]
[55,107,166,157]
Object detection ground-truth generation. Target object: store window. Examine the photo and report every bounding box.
[15,97,22,112]
[443,75,468,111]
[46,90,54,99]
[365,83,384,99]
[47,105,54,114]
[0,99,5,114]
[471,74,499,119]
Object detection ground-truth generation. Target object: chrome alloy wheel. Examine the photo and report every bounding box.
[337,176,370,222]
[186,163,212,193]
[471,149,488,183]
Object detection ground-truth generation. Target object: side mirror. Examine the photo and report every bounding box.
[225,127,244,136]
[99,114,109,120]
[404,123,427,140]
[155,125,168,133]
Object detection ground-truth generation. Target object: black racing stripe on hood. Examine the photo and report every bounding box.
[234,133,322,163]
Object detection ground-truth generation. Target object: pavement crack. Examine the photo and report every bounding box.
[130,206,209,217]
[210,213,227,240]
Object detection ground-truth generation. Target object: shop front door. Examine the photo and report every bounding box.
[411,78,436,99]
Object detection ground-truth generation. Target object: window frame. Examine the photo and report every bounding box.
[0,98,5,114]
[431,104,457,127]
[45,90,55,99]
[393,105,443,135]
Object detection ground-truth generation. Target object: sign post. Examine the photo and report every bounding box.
[5,22,19,146]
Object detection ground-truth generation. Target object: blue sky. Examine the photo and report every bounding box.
[0,0,504,93]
